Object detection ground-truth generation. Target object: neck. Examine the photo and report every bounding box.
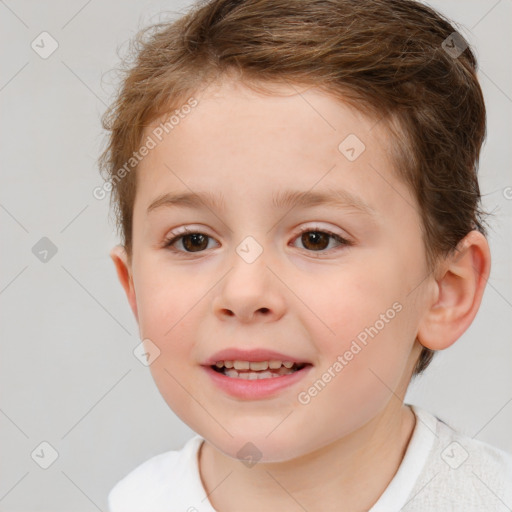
[198,402,416,512]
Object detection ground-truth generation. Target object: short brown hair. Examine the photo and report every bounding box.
[99,0,489,375]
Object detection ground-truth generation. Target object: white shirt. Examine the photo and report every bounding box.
[108,405,512,511]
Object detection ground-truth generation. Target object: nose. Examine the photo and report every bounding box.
[212,248,286,324]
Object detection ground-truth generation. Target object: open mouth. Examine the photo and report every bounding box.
[211,360,310,380]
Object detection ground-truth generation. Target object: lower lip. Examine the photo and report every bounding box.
[202,365,313,400]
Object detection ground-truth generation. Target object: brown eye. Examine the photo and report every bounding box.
[163,227,352,256]
[180,233,209,252]
[300,231,330,251]
[293,228,351,253]
[164,232,214,253]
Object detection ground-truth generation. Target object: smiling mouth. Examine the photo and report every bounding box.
[211,360,310,379]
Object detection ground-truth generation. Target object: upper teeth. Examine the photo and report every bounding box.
[214,360,295,371]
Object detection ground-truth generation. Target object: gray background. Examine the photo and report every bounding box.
[1,0,511,510]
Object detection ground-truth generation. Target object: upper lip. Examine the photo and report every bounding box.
[202,348,312,366]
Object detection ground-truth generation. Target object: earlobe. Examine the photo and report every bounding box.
[110,245,138,322]
[417,231,491,351]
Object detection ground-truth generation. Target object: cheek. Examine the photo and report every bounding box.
[294,313,413,445]
[297,264,414,415]
[135,261,200,338]
[297,260,403,354]
[135,266,202,406]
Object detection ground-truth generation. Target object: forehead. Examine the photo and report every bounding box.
[135,80,417,221]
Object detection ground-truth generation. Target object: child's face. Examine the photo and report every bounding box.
[116,79,435,461]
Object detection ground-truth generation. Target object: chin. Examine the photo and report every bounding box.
[203,429,315,465]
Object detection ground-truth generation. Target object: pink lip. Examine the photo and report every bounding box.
[202,348,311,366]
[202,364,313,400]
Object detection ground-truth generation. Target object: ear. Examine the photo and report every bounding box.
[110,245,138,323]
[417,230,491,351]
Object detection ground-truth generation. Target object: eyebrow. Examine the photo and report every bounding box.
[146,188,377,217]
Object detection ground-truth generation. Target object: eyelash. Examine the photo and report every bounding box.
[161,226,353,256]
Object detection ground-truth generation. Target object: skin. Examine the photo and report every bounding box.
[111,77,491,511]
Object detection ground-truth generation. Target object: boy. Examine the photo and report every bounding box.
[100,0,512,510]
